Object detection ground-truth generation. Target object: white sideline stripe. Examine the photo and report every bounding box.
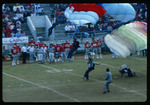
[40,65,146,98]
[130,57,147,61]
[3,72,80,102]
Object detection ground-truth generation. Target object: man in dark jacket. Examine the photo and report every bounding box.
[67,38,80,60]
[48,23,58,37]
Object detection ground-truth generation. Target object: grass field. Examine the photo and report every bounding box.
[2,53,147,102]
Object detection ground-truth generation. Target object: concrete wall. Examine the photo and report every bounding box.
[27,17,36,40]
[30,16,45,28]
[27,15,52,41]
[45,15,52,37]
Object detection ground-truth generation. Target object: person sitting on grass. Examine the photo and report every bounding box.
[120,64,136,77]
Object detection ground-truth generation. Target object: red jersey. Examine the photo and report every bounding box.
[97,40,102,47]
[16,47,21,53]
[61,46,65,52]
[28,41,35,45]
[40,43,44,47]
[53,45,56,48]
[35,44,39,48]
[91,42,98,48]
[70,45,73,49]
[55,46,62,52]
[84,43,91,48]
[11,48,18,54]
[5,29,12,37]
[46,45,48,48]
[63,42,70,49]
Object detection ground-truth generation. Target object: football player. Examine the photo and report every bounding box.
[84,40,91,59]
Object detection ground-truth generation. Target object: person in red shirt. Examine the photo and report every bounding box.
[91,40,98,59]
[97,38,102,59]
[16,44,21,64]
[11,45,18,66]
[5,27,12,37]
[55,43,62,62]
[50,42,56,49]
[63,40,70,55]
[40,42,44,47]
[35,41,41,49]
[61,43,67,62]
[28,38,35,45]
[84,40,91,59]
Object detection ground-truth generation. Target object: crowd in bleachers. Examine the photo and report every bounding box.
[49,3,147,38]
[2,3,147,38]
[2,3,45,38]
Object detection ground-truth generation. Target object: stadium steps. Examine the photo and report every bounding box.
[36,27,46,37]
[21,22,32,38]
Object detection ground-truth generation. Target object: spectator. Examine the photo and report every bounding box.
[37,7,43,14]
[65,19,71,25]
[20,30,26,37]
[16,30,21,37]
[2,27,6,38]
[16,12,24,22]
[84,32,90,38]
[15,7,20,13]
[69,23,75,29]
[39,9,45,16]
[51,15,56,24]
[69,23,76,37]
[23,10,30,21]
[19,6,25,13]
[57,12,65,24]
[11,31,16,37]
[74,27,81,37]
[65,24,70,35]
[9,23,15,30]
[31,11,36,16]
[5,27,12,37]
[16,26,22,33]
[13,14,19,21]
[4,15,9,22]
[16,21,21,29]
[107,25,113,33]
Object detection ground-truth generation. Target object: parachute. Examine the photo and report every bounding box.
[101,3,136,23]
[64,3,106,26]
[104,22,147,58]
[64,3,136,26]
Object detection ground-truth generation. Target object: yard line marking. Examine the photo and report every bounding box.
[40,65,146,98]
[130,57,147,61]
[3,72,80,102]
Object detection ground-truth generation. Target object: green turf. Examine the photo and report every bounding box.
[2,54,147,102]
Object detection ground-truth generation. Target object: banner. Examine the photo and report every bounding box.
[2,37,28,44]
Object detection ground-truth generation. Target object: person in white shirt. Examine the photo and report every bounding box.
[13,14,19,21]
[21,44,27,64]
[19,6,25,13]
[65,24,70,35]
[27,43,35,63]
